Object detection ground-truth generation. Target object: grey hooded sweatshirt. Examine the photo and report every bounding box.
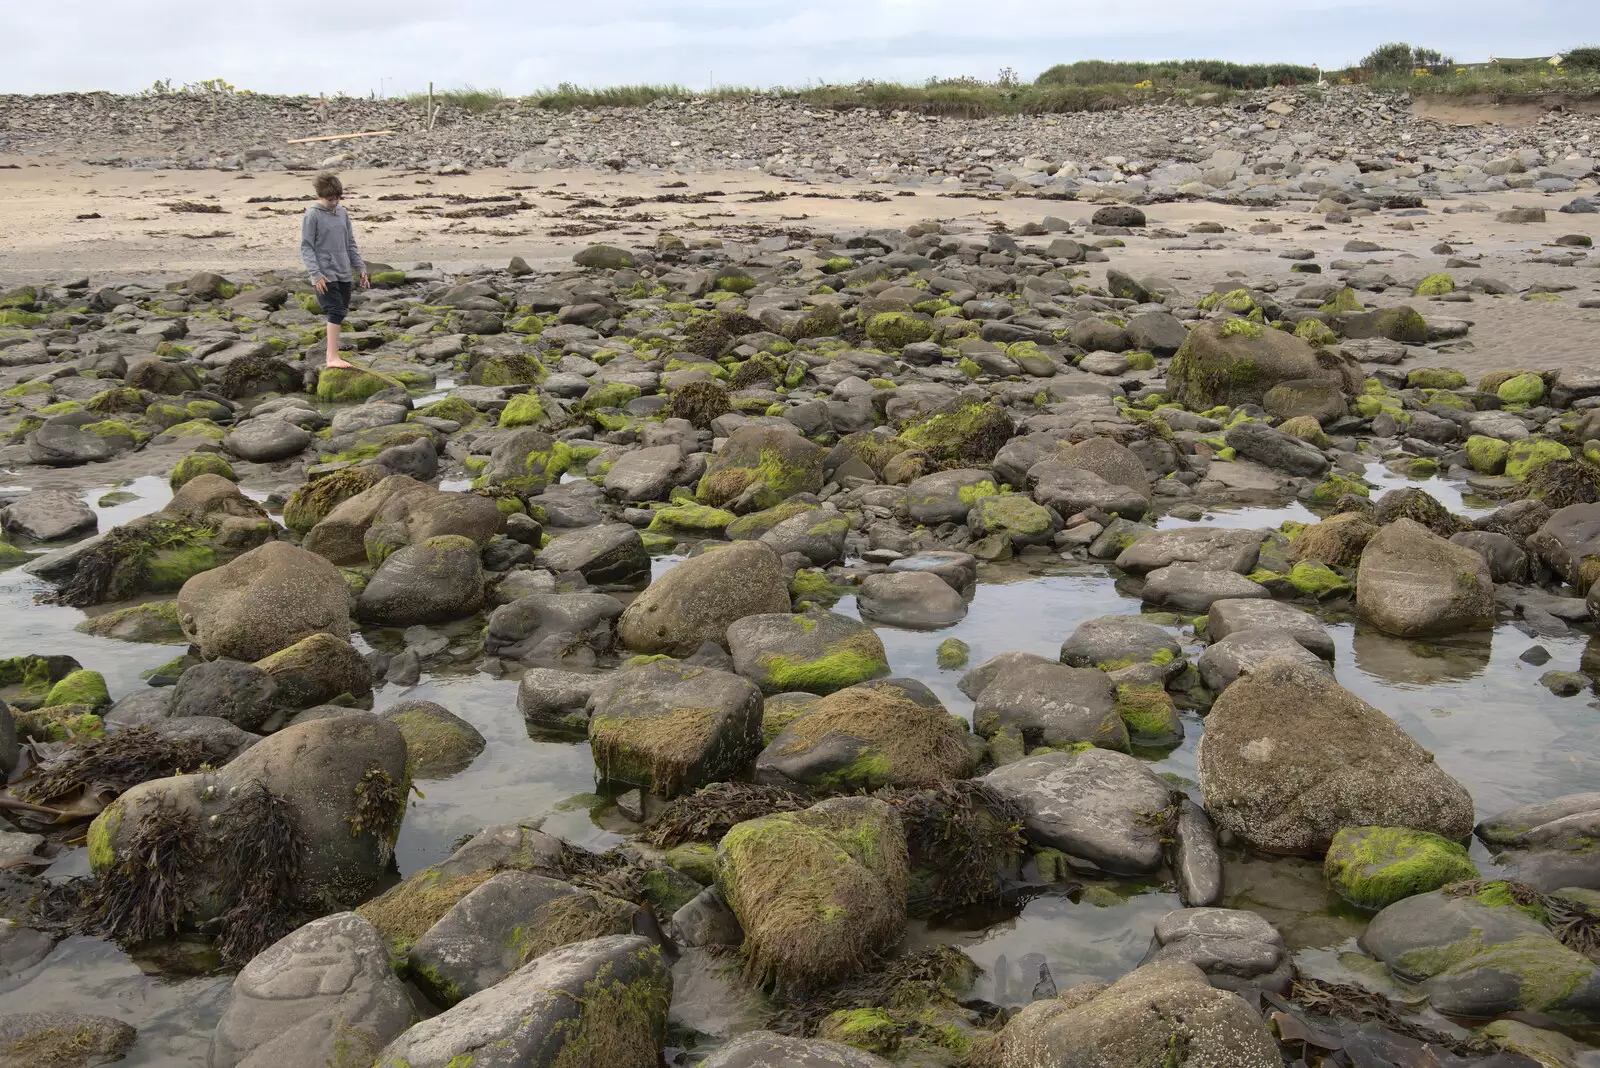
[299,202,365,283]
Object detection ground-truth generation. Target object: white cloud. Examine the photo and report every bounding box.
[2,0,1584,95]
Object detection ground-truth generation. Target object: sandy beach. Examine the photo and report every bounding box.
[3,159,1595,379]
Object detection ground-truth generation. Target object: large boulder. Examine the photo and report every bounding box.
[405,872,639,1006]
[1140,564,1268,613]
[224,417,313,463]
[88,715,409,953]
[1356,518,1494,637]
[727,612,890,695]
[971,658,1126,751]
[603,444,687,502]
[973,960,1280,1068]
[254,633,373,709]
[1197,627,1328,691]
[358,535,486,625]
[382,699,485,779]
[1198,657,1475,854]
[1168,319,1354,410]
[755,682,974,793]
[1223,421,1330,477]
[1527,502,1600,589]
[536,523,650,587]
[209,912,412,1068]
[303,475,436,565]
[854,571,968,629]
[1362,885,1600,1020]
[982,749,1176,875]
[170,659,280,730]
[1115,527,1262,575]
[479,427,573,495]
[1206,599,1333,660]
[485,591,625,665]
[758,508,849,567]
[373,935,671,1068]
[905,469,998,525]
[1324,826,1478,910]
[1028,461,1149,521]
[177,541,352,661]
[0,489,96,543]
[1059,436,1152,499]
[358,822,569,959]
[698,425,827,510]
[618,542,791,657]
[517,669,606,731]
[1059,615,1181,672]
[587,661,764,797]
[718,797,907,991]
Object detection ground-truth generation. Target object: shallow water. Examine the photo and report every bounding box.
[4,469,1599,1060]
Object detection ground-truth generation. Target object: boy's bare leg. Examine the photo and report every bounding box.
[325,322,352,368]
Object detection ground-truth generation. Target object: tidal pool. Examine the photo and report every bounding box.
[3,479,1597,1063]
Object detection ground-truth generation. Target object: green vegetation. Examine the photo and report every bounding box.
[1037,58,1318,89]
[406,85,504,113]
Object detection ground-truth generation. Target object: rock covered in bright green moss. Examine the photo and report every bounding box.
[647,504,736,536]
[936,638,970,670]
[497,392,551,428]
[1464,435,1510,475]
[316,366,403,404]
[1168,319,1352,411]
[900,402,1014,469]
[1413,273,1455,297]
[727,612,890,695]
[697,425,826,510]
[44,669,109,708]
[1407,367,1466,390]
[864,312,933,349]
[169,451,236,489]
[1325,825,1478,909]
[1497,372,1546,406]
[1505,438,1570,480]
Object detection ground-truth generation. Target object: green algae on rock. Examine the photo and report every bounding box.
[1325,826,1479,910]
[718,795,908,991]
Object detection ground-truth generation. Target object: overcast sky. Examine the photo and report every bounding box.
[4,1,1583,96]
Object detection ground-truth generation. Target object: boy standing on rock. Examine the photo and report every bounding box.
[299,171,368,369]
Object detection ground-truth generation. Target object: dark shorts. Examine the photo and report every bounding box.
[316,279,354,324]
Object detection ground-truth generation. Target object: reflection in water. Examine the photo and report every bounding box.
[903,883,1180,1006]
[8,481,1600,1057]
[1347,624,1493,687]
[0,936,232,1067]
[1156,502,1317,531]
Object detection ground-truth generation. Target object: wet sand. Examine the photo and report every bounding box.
[2,159,1595,379]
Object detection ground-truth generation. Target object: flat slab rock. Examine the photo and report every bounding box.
[374,934,670,1068]
[210,911,412,1068]
[982,748,1176,875]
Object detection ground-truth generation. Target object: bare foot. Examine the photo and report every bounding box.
[325,355,354,369]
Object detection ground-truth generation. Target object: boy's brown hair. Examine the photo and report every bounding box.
[313,172,343,200]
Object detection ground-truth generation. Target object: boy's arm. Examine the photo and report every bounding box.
[299,210,323,281]
[344,210,367,279]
